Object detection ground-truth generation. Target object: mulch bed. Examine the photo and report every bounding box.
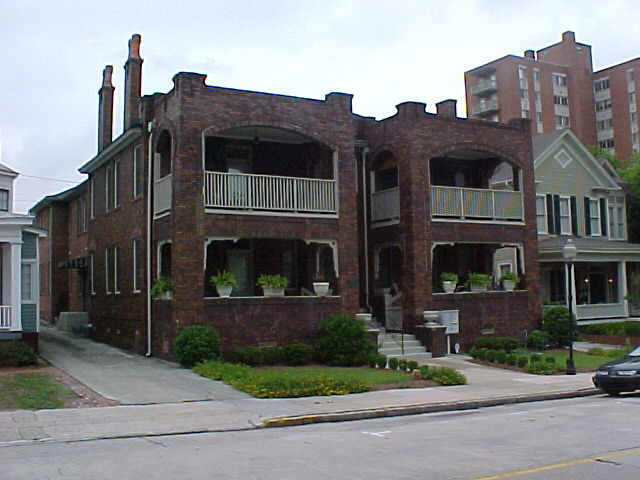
[0,361,119,409]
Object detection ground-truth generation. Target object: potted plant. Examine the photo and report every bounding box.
[501,271,519,292]
[312,273,330,297]
[209,270,237,297]
[440,272,458,293]
[466,272,492,292]
[257,274,288,297]
[151,277,172,300]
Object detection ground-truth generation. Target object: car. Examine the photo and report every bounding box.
[593,345,640,396]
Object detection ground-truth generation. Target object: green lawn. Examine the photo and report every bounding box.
[0,374,76,410]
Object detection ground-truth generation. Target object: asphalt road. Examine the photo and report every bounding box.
[2,395,640,479]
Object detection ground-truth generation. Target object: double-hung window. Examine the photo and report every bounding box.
[559,196,571,234]
[588,197,601,236]
[536,194,547,234]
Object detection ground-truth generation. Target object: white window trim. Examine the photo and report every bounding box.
[133,239,141,293]
[90,176,95,219]
[536,194,548,234]
[559,195,572,235]
[21,260,37,304]
[105,165,112,213]
[114,160,120,208]
[114,246,120,294]
[608,197,626,241]
[105,247,111,295]
[588,197,601,236]
[133,145,142,198]
[157,240,172,278]
[90,252,96,295]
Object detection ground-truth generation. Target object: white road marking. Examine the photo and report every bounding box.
[362,431,391,438]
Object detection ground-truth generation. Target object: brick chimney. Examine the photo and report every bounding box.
[395,101,426,120]
[98,65,114,152]
[123,34,143,130]
[562,31,575,43]
[436,99,457,119]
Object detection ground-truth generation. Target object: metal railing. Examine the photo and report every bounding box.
[470,78,497,96]
[154,174,172,215]
[471,98,499,115]
[431,186,523,221]
[204,171,336,214]
[371,187,400,223]
[0,306,12,329]
[575,303,626,320]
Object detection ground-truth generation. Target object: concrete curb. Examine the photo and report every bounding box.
[259,387,602,428]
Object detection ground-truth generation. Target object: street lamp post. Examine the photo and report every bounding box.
[563,238,577,375]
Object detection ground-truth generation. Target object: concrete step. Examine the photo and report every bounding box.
[384,352,433,362]
[379,346,428,356]
[380,340,422,349]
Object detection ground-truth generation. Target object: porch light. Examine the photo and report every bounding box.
[563,238,577,375]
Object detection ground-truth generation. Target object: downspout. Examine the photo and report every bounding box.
[361,147,372,312]
[146,124,154,356]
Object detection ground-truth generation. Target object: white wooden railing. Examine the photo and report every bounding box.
[204,171,336,214]
[154,174,172,216]
[371,187,400,223]
[431,186,523,221]
[0,306,12,329]
[576,303,626,320]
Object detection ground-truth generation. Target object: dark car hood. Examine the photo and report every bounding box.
[599,356,640,370]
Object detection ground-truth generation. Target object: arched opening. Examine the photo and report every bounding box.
[369,151,400,224]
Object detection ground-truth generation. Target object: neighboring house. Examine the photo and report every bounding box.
[31,34,541,358]
[0,163,46,351]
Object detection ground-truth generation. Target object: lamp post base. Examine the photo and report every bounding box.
[566,358,576,375]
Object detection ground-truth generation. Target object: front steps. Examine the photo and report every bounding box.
[378,332,432,362]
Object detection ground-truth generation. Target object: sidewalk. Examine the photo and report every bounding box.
[0,330,603,445]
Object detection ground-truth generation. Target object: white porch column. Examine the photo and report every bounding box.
[620,261,629,317]
[9,242,22,331]
[565,262,577,320]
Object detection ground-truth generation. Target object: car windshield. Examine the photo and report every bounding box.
[628,346,640,357]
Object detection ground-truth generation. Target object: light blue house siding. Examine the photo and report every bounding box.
[21,231,38,332]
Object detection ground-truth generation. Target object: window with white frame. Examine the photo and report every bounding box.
[0,189,9,212]
[608,197,625,240]
[105,247,111,294]
[594,78,610,91]
[114,160,120,208]
[21,262,35,302]
[536,195,547,233]
[113,245,120,294]
[559,196,571,234]
[588,198,601,236]
[553,74,567,87]
[555,115,570,129]
[90,252,95,295]
[105,165,112,212]
[90,176,95,219]
[133,145,143,198]
[133,238,142,293]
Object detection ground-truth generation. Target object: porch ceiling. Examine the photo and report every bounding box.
[212,126,312,145]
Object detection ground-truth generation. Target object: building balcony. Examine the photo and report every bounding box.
[204,171,337,215]
[371,187,399,224]
[469,78,497,96]
[471,98,499,116]
[431,185,523,222]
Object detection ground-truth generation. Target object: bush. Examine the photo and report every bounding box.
[173,325,220,367]
[527,330,551,350]
[495,349,507,364]
[419,365,429,377]
[485,349,497,362]
[398,359,408,371]
[506,354,517,366]
[0,341,37,367]
[367,353,378,368]
[517,356,528,368]
[542,306,576,347]
[529,353,543,364]
[315,314,376,366]
[407,360,419,371]
[262,346,284,365]
[375,354,388,369]
[473,337,519,353]
[283,344,314,366]
[585,321,640,337]
[526,362,556,375]
[469,347,478,359]
[418,366,467,385]
[151,276,171,299]
[233,346,263,366]
[545,357,556,366]
[476,348,487,361]
[388,357,399,370]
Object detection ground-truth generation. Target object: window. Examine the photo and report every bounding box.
[555,115,570,129]
[595,99,612,111]
[114,160,120,208]
[113,246,120,294]
[158,241,172,278]
[536,195,547,233]
[76,197,87,234]
[630,92,637,104]
[632,112,637,123]
[594,78,610,92]
[105,248,111,294]
[133,145,143,198]
[552,74,567,87]
[0,189,8,212]
[105,246,119,294]
[536,112,542,122]
[133,238,142,293]
[21,263,34,302]
[521,109,530,119]
[589,198,601,236]
[90,176,95,219]
[628,70,635,83]
[598,138,615,149]
[90,252,95,295]
[559,197,571,234]
[608,197,625,240]
[105,165,112,212]
[520,89,528,98]
[597,119,614,131]
[554,95,569,105]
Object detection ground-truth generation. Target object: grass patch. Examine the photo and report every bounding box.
[539,349,624,372]
[0,374,76,410]
[194,362,414,398]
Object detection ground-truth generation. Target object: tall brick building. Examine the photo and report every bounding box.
[465,31,640,161]
[33,34,540,358]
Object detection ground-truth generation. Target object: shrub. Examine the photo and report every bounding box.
[476,348,487,361]
[173,325,220,367]
[398,359,408,371]
[262,346,284,365]
[495,349,507,364]
[485,349,497,362]
[527,330,551,350]
[529,353,543,364]
[545,356,556,366]
[542,306,576,347]
[469,347,478,359]
[517,356,528,368]
[234,346,264,367]
[375,354,388,369]
[587,347,606,356]
[506,354,517,366]
[0,341,37,367]
[526,362,556,375]
[151,277,171,299]
[315,314,376,366]
[407,360,419,371]
[367,352,378,368]
[283,344,314,366]
[419,365,429,377]
[388,357,399,370]
[209,270,237,288]
[585,321,640,337]
[466,272,492,288]
[473,337,519,353]
[501,271,519,282]
[419,366,467,385]
[256,274,288,289]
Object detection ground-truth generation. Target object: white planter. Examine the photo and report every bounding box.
[503,280,515,292]
[216,285,233,297]
[262,287,285,297]
[313,282,330,296]
[470,284,488,292]
[442,281,456,293]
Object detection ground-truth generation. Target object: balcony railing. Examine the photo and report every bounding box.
[471,98,499,116]
[154,174,172,216]
[431,186,523,221]
[470,78,497,96]
[371,187,400,223]
[204,171,336,214]
[0,306,12,329]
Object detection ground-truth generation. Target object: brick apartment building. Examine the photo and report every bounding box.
[32,34,540,358]
[465,31,640,161]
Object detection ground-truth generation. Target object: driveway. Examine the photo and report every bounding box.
[39,325,250,405]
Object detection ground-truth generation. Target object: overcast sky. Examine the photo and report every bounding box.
[1,0,638,212]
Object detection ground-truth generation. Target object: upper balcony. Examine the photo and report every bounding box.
[471,97,499,116]
[469,78,498,97]
[202,126,337,217]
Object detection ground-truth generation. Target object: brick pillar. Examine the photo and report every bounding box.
[124,34,143,130]
[97,66,114,152]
